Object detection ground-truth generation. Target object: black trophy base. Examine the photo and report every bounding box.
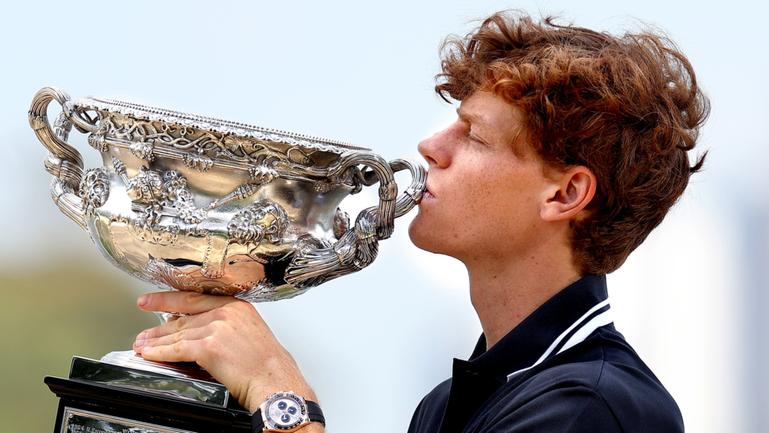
[46,357,252,433]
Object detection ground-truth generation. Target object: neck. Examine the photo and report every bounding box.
[464,235,581,349]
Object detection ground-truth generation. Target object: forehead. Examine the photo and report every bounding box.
[458,91,531,152]
[458,91,523,130]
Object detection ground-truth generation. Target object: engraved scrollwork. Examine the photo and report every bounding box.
[84,110,331,175]
[228,200,289,246]
[78,168,110,216]
[223,135,265,159]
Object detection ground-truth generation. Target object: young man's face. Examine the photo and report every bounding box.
[408,91,556,264]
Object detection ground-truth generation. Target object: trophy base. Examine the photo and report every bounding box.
[100,350,216,382]
[46,357,250,433]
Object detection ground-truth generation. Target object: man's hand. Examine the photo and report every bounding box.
[132,291,318,417]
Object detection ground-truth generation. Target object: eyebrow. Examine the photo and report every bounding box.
[456,107,488,126]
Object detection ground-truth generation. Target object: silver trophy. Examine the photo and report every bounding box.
[31,87,425,430]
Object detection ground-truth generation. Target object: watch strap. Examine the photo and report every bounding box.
[251,399,325,432]
[306,400,325,426]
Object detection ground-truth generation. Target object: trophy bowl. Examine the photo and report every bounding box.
[30,87,425,305]
[31,86,425,429]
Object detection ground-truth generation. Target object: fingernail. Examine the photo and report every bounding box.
[133,339,144,349]
[137,295,148,307]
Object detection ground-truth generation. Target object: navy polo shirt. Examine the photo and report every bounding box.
[407,275,683,433]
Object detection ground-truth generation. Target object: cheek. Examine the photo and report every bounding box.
[464,170,540,231]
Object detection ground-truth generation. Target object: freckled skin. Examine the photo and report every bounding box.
[409,91,552,266]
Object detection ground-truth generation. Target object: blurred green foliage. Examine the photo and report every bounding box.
[0,257,156,432]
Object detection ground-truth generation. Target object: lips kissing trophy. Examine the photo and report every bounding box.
[29,87,426,432]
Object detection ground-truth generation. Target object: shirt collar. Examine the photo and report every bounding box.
[465,274,612,380]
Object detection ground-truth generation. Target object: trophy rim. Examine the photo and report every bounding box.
[74,96,371,154]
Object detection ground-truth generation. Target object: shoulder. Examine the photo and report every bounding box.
[408,378,452,433]
[475,327,684,433]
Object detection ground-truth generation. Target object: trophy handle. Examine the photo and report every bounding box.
[387,158,427,219]
[29,87,98,230]
[282,156,426,289]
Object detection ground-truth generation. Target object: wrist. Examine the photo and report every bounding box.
[250,390,324,432]
[246,384,318,413]
[296,423,325,433]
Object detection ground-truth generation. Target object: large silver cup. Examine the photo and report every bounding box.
[30,87,425,377]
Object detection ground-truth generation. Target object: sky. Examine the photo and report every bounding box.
[2,1,768,432]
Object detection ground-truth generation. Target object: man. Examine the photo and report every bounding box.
[131,11,708,433]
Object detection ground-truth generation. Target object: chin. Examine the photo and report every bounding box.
[408,215,449,255]
[408,215,432,251]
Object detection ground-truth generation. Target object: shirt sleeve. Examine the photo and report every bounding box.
[478,386,624,433]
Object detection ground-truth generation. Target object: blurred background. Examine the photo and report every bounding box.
[1,1,767,432]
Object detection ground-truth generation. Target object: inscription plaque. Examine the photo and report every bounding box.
[61,408,193,433]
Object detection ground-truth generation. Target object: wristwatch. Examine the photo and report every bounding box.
[252,391,325,432]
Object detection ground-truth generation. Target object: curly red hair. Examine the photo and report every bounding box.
[436,11,710,274]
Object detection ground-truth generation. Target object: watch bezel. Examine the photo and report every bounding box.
[259,391,310,431]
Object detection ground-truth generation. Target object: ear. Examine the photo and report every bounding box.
[540,166,597,223]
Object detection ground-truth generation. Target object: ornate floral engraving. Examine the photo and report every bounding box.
[130,223,180,245]
[76,106,358,186]
[78,168,110,215]
[182,153,214,171]
[228,200,289,246]
[77,96,366,153]
[113,158,207,225]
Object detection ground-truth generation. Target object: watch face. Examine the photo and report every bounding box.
[265,393,307,430]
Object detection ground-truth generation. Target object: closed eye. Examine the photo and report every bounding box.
[468,129,490,146]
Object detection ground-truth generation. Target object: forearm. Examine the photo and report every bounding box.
[134,293,325,431]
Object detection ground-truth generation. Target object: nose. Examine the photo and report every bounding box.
[417,126,452,169]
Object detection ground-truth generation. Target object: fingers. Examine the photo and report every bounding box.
[138,338,208,363]
[134,306,230,341]
[133,300,267,354]
[137,291,238,315]
[133,323,210,353]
